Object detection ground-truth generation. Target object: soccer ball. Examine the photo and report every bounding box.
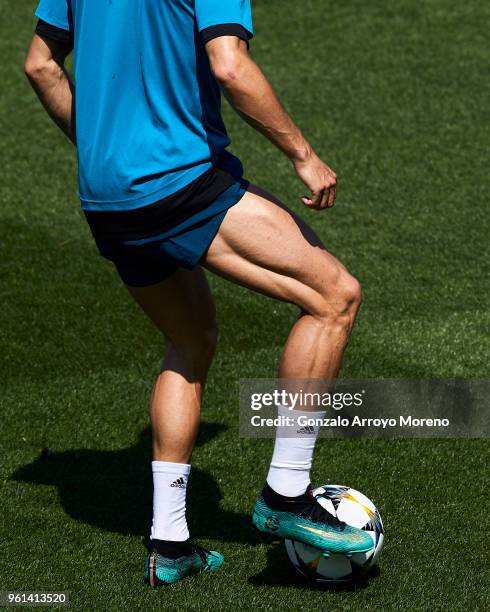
[285,485,384,583]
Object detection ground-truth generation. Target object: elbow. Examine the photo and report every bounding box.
[210,56,244,88]
[24,56,49,82]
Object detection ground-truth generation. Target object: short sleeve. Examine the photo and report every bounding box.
[195,0,253,39]
[35,0,73,32]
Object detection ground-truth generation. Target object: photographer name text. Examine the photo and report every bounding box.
[250,415,450,428]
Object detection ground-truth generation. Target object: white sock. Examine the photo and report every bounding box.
[150,461,190,542]
[266,407,325,497]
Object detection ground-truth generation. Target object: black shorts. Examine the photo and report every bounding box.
[84,162,248,287]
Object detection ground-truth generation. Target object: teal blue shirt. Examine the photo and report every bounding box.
[35,0,253,211]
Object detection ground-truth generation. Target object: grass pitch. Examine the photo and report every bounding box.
[0,1,488,610]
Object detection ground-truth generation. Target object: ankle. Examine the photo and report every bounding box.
[262,481,312,509]
[150,538,191,558]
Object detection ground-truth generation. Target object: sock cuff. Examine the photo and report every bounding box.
[152,461,191,475]
[277,407,327,418]
[269,459,313,471]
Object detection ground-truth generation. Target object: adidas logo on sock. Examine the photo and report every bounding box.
[170,477,186,489]
[297,425,315,435]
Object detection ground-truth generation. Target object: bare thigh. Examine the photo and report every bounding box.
[127,266,217,349]
[203,184,352,317]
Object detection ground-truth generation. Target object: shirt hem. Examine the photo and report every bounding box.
[80,162,213,212]
[34,9,71,32]
[197,18,253,39]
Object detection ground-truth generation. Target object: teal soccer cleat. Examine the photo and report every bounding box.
[144,541,224,587]
[252,483,374,557]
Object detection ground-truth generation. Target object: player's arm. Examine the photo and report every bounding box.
[206,37,337,210]
[25,33,75,144]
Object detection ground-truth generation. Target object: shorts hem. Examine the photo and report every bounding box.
[98,180,248,288]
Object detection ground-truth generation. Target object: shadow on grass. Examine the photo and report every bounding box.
[12,422,256,545]
[249,544,380,591]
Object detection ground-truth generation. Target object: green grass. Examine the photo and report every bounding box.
[0,0,489,610]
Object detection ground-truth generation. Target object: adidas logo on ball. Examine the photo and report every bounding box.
[170,477,186,488]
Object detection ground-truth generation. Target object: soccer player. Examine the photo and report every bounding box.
[25,0,372,587]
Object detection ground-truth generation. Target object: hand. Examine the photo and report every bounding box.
[293,152,337,210]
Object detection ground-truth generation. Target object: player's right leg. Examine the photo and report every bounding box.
[126,267,224,586]
[203,185,372,556]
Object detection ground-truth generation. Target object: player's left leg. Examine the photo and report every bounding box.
[203,184,372,556]
[127,266,224,586]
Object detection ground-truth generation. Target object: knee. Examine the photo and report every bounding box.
[340,274,363,316]
[317,271,362,328]
[178,321,219,371]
